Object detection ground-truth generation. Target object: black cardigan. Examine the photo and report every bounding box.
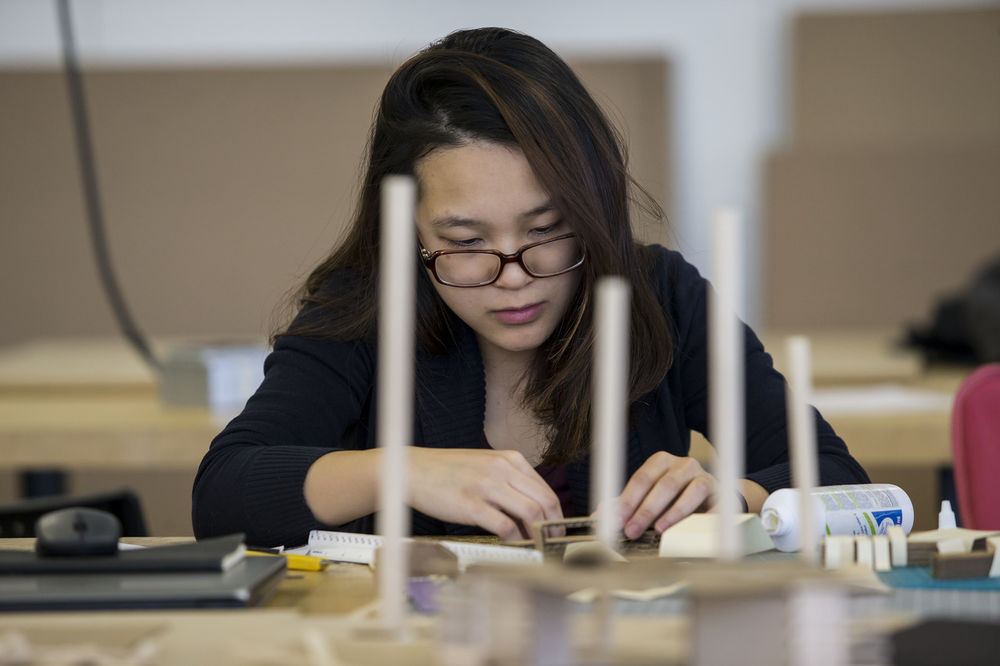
[192,246,869,546]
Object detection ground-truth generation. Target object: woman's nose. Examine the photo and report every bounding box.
[492,257,533,289]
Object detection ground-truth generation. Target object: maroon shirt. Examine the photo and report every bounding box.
[481,434,575,518]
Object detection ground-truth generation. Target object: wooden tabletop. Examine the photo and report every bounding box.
[0,333,969,470]
[0,537,378,616]
[0,536,687,665]
[0,338,158,396]
[0,393,220,469]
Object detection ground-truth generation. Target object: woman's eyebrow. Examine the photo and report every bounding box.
[520,202,557,219]
[431,216,485,229]
[431,202,556,229]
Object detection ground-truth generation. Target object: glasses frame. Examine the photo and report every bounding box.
[419,233,585,288]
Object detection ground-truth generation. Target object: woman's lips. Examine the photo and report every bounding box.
[492,302,544,325]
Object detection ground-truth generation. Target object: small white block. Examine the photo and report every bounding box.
[836,536,856,566]
[887,525,907,567]
[855,536,874,569]
[824,535,855,570]
[658,514,774,558]
[937,538,971,555]
[872,535,891,572]
[824,537,840,570]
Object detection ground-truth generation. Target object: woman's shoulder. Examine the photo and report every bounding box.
[639,243,707,305]
[281,267,374,340]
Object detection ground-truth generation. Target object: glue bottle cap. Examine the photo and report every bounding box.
[938,500,957,530]
[760,508,786,535]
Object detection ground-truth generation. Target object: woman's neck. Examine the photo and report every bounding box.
[478,336,547,465]
[477,337,535,390]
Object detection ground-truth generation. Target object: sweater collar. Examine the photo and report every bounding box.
[414,321,486,450]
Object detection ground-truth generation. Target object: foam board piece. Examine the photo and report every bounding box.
[909,527,1000,545]
[888,525,908,567]
[937,538,972,555]
[824,536,855,570]
[873,535,891,572]
[658,514,773,559]
[855,536,874,569]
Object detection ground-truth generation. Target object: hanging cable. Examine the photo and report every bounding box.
[56,0,161,372]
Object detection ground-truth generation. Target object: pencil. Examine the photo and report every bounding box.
[282,553,330,571]
[247,550,330,571]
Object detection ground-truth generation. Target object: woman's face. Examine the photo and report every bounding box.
[414,141,582,361]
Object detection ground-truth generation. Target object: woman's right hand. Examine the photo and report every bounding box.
[408,447,563,541]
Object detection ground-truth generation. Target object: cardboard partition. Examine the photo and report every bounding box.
[792,7,1000,146]
[764,146,1000,330]
[0,59,668,348]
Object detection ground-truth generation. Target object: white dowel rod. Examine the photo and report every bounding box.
[786,335,820,564]
[710,208,745,561]
[377,175,416,633]
[592,277,630,552]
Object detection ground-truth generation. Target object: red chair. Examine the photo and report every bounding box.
[952,363,1000,529]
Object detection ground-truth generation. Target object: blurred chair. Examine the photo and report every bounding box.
[0,489,147,537]
[951,364,1000,529]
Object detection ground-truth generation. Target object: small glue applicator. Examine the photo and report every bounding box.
[938,500,957,530]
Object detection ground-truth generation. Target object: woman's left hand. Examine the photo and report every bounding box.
[615,451,717,539]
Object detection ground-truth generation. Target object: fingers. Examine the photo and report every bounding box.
[482,452,563,540]
[620,453,716,539]
[617,451,679,536]
[651,474,715,532]
[500,452,563,524]
[476,504,525,542]
[408,447,563,542]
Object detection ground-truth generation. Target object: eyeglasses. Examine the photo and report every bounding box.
[419,233,585,288]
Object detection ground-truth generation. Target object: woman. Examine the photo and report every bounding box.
[192,27,868,547]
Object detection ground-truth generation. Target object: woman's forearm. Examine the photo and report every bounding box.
[303,448,383,526]
[738,479,769,514]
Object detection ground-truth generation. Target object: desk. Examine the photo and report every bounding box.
[0,340,223,534]
[758,328,963,469]
[0,537,688,664]
[708,329,966,530]
[3,537,999,665]
[0,537,378,615]
[0,333,970,532]
[0,331,963,469]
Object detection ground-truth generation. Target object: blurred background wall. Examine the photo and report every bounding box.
[3,0,995,346]
[1,0,998,535]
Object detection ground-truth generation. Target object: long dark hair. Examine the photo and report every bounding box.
[281,27,673,464]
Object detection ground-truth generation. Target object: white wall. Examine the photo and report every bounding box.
[0,0,987,324]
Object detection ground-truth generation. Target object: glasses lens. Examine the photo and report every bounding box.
[522,236,583,276]
[434,252,501,286]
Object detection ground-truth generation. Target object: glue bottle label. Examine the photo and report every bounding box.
[761,484,914,552]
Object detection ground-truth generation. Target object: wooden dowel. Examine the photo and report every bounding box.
[710,208,744,560]
[786,335,819,563]
[592,277,630,552]
[376,175,416,633]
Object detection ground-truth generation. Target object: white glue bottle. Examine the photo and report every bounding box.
[761,483,915,552]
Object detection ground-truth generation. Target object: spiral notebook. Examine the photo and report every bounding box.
[307,530,542,571]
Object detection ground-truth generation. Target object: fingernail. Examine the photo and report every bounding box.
[625,524,640,539]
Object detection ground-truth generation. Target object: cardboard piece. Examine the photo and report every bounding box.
[931,536,1000,580]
